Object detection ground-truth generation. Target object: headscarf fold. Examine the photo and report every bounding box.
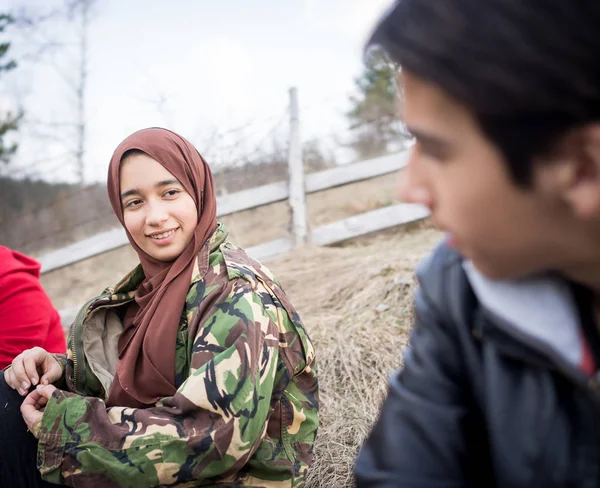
[105,127,217,408]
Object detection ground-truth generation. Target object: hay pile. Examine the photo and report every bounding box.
[269,222,442,487]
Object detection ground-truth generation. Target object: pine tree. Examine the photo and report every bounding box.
[346,48,410,160]
[0,13,20,164]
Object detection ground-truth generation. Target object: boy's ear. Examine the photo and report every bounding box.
[536,124,600,219]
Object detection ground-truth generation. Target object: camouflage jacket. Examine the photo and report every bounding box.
[38,224,319,487]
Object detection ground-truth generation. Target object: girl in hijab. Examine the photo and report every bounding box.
[1,128,319,488]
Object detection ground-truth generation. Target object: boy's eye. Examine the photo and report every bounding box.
[414,142,444,162]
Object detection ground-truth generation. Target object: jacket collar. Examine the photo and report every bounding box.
[463,261,584,371]
[110,222,229,295]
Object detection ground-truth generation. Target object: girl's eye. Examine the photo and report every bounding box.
[125,199,142,208]
[164,189,180,198]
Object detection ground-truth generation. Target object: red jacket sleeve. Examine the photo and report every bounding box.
[0,270,67,369]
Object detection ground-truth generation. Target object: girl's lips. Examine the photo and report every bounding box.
[147,228,178,246]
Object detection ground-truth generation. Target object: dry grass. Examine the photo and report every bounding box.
[267,221,441,487]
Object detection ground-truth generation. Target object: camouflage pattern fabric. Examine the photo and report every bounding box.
[37,224,319,487]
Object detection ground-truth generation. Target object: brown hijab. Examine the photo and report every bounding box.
[105,127,217,408]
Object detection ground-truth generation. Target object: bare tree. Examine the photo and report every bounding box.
[67,0,94,185]
[0,13,21,165]
[0,0,102,253]
[9,0,98,184]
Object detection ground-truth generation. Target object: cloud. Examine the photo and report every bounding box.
[82,36,258,182]
[175,37,256,125]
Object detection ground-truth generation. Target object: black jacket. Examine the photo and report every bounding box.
[355,242,600,488]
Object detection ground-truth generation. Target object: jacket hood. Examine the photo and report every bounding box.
[0,245,41,281]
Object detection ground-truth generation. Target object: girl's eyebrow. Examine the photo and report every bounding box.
[120,188,140,200]
[120,179,180,200]
[155,178,180,188]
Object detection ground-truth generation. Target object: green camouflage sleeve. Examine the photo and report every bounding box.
[36,278,281,487]
[50,353,68,390]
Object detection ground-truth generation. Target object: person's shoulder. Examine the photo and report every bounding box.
[217,241,276,289]
[415,240,477,327]
[0,247,43,291]
[189,242,268,303]
[0,248,58,319]
[416,240,465,291]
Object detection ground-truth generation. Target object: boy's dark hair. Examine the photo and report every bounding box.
[367,0,600,186]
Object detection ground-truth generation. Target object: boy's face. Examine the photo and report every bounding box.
[398,71,597,280]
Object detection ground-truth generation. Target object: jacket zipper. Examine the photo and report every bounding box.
[69,232,226,393]
[70,293,114,393]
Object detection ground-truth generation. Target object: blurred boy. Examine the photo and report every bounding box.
[356,1,600,486]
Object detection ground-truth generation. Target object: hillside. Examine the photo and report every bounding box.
[1,157,334,255]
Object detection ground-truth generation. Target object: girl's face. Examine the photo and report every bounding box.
[119,152,198,262]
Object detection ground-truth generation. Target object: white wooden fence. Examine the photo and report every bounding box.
[39,88,430,276]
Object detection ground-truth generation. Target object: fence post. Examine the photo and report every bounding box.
[287,87,308,246]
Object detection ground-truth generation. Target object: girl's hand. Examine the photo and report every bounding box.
[21,384,57,438]
[4,347,62,396]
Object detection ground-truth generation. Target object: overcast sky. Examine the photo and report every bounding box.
[2,0,391,183]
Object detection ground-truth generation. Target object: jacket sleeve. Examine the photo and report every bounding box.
[354,277,474,487]
[36,278,281,487]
